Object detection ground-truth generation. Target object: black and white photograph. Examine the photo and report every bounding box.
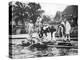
[9,1,78,59]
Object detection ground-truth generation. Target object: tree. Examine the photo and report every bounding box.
[62,5,78,27]
[9,1,44,34]
[12,2,44,26]
[12,1,29,26]
[54,11,62,21]
[28,2,44,25]
[41,15,51,24]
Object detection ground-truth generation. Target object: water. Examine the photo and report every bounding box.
[10,41,78,59]
[9,34,78,58]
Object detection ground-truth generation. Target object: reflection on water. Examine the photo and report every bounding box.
[10,41,78,59]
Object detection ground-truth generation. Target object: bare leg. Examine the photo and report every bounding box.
[51,32,53,40]
[66,34,70,42]
[68,34,70,42]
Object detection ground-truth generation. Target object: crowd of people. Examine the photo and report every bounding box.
[21,16,72,44]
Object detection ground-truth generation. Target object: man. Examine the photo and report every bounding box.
[62,18,71,42]
[65,19,71,42]
[58,19,66,40]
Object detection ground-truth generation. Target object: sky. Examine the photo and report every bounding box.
[40,2,68,17]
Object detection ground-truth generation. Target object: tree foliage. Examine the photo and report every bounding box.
[10,1,44,25]
[41,15,51,24]
[9,1,44,35]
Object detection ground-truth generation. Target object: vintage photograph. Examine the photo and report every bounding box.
[9,1,78,59]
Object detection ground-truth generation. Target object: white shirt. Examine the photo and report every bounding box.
[65,21,71,34]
